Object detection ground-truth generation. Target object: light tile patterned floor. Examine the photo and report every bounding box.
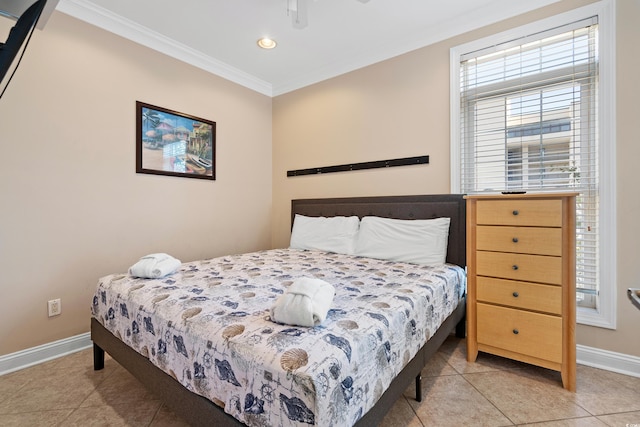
[0,336,639,426]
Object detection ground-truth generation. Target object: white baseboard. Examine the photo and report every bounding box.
[577,344,640,378]
[0,332,92,376]
[1,334,638,380]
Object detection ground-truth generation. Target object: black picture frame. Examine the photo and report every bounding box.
[136,101,216,180]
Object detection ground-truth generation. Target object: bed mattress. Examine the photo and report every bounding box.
[91,249,465,427]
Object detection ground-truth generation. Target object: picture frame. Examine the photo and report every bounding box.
[136,101,216,180]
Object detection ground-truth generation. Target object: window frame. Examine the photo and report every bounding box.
[450,0,617,329]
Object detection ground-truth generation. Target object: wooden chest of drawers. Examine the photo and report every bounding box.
[465,193,576,391]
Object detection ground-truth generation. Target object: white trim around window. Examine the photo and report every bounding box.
[450,0,617,329]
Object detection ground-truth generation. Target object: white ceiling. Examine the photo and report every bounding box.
[52,0,560,96]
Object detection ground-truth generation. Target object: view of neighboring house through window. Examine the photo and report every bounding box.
[454,15,607,317]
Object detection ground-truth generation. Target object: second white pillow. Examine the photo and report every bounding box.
[354,216,451,265]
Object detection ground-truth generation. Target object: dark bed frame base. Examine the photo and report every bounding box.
[92,307,465,426]
[92,194,467,426]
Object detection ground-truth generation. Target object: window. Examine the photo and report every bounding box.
[450,1,616,328]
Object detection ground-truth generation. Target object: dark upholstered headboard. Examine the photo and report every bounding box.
[291,194,466,268]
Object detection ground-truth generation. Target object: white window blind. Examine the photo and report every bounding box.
[458,18,600,309]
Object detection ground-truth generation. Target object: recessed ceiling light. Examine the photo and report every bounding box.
[257,38,277,49]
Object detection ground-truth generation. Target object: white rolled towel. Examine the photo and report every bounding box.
[129,253,181,279]
[270,277,336,327]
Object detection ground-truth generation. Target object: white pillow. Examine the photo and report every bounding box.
[354,216,451,265]
[289,214,360,255]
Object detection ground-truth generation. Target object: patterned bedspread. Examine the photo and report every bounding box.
[92,249,465,427]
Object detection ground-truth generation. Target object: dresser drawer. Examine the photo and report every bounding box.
[476,277,562,314]
[476,199,562,227]
[476,251,562,284]
[476,226,562,256]
[477,303,562,363]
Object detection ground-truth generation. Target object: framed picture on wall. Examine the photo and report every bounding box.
[136,101,216,180]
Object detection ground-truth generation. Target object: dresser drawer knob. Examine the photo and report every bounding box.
[513,329,519,335]
[512,237,519,243]
[512,265,519,270]
[512,292,519,298]
[512,210,519,216]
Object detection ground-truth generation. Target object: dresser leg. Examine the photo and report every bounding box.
[561,365,576,392]
[467,351,478,362]
[466,337,478,362]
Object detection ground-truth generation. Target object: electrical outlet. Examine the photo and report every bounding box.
[48,299,61,317]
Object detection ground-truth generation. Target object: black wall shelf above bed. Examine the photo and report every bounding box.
[287,155,429,177]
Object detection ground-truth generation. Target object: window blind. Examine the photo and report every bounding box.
[458,17,599,308]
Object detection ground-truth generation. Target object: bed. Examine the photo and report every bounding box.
[91,194,467,426]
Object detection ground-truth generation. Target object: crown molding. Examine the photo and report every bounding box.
[56,0,273,97]
[271,0,562,95]
[55,0,561,97]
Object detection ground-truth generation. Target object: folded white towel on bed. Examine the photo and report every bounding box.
[270,277,336,327]
[129,253,181,279]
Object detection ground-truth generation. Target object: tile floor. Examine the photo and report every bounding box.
[0,335,639,426]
